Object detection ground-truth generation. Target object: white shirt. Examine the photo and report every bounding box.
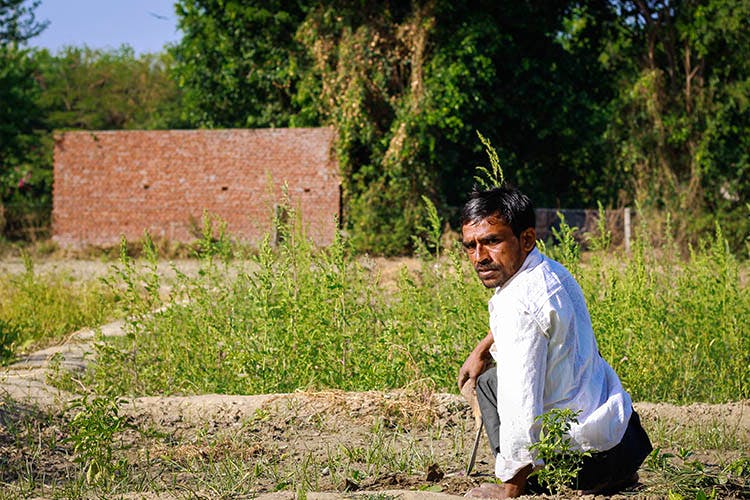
[488,248,632,481]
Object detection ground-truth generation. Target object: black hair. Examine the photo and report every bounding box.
[460,185,535,238]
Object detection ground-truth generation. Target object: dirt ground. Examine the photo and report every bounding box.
[3,358,748,498]
[1,257,748,498]
[2,388,748,498]
[121,392,750,498]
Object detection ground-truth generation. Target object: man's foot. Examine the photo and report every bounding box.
[464,483,511,499]
[578,472,639,495]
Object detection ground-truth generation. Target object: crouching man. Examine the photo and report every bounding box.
[457,186,652,498]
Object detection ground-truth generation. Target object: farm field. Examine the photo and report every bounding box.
[0,226,748,498]
[4,1,750,497]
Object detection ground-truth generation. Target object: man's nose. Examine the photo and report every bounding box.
[473,243,490,263]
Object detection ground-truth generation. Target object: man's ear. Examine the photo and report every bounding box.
[520,227,536,252]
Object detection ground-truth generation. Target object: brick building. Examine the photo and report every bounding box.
[52,128,340,247]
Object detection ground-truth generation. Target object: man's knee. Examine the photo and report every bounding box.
[476,366,497,404]
[477,366,496,387]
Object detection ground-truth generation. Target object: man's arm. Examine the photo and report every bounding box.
[458,330,494,391]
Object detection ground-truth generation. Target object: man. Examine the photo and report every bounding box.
[457,186,652,498]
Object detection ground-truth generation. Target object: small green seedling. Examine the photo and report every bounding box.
[528,408,590,494]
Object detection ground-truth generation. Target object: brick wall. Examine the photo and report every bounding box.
[52,128,340,247]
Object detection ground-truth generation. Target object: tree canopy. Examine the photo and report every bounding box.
[0,0,747,253]
[0,0,47,45]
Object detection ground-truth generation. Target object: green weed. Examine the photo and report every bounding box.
[84,214,489,396]
[528,408,590,494]
[0,254,118,362]
[646,416,745,452]
[65,204,748,404]
[645,448,749,498]
[65,394,131,485]
[584,220,749,403]
[473,131,505,189]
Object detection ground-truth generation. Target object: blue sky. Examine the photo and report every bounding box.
[31,0,181,55]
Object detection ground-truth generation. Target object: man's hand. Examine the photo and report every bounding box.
[458,330,494,391]
[463,483,514,499]
[464,465,532,498]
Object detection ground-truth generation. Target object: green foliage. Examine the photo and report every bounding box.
[0,43,49,235]
[412,195,443,259]
[1,41,185,240]
[0,0,47,45]
[604,0,750,246]
[646,448,750,499]
[540,212,581,278]
[85,217,488,396]
[34,46,186,130]
[583,221,749,403]
[473,132,504,190]
[0,0,748,254]
[172,0,306,128]
[0,254,118,360]
[528,408,590,494]
[0,318,19,363]
[171,1,625,254]
[587,201,612,252]
[66,394,130,485]
[0,1,48,238]
[80,215,748,403]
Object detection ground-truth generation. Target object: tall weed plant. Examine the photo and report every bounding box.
[85,208,747,403]
[581,220,749,403]
[0,253,117,362]
[87,208,489,396]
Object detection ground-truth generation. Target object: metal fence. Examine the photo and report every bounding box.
[535,207,631,252]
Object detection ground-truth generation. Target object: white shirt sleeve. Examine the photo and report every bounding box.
[489,298,548,481]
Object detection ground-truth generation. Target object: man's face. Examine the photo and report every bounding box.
[461,215,536,289]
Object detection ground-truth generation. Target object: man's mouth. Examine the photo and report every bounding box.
[476,267,499,277]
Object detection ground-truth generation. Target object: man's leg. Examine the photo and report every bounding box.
[575,409,653,493]
[469,369,545,497]
[476,366,501,456]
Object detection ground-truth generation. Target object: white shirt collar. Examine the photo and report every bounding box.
[494,247,543,295]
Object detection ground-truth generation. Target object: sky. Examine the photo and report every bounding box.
[31,0,181,55]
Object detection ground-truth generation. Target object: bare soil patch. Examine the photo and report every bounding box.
[2,371,748,498]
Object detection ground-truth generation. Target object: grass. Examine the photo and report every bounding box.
[580,221,749,403]
[646,415,746,453]
[0,391,461,498]
[74,210,749,404]
[0,391,746,499]
[0,253,119,363]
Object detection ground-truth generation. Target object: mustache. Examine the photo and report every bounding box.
[474,265,500,273]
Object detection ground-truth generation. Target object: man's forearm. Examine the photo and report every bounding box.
[472,330,494,360]
[458,330,495,390]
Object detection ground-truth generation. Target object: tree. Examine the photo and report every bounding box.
[603,0,750,246]
[173,0,620,254]
[172,0,308,128]
[0,0,47,45]
[34,46,186,131]
[0,0,47,237]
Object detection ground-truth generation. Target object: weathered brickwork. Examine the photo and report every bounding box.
[52,128,340,247]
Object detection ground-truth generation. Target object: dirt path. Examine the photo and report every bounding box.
[1,316,748,498]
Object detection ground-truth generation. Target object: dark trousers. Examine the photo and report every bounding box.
[476,366,652,491]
